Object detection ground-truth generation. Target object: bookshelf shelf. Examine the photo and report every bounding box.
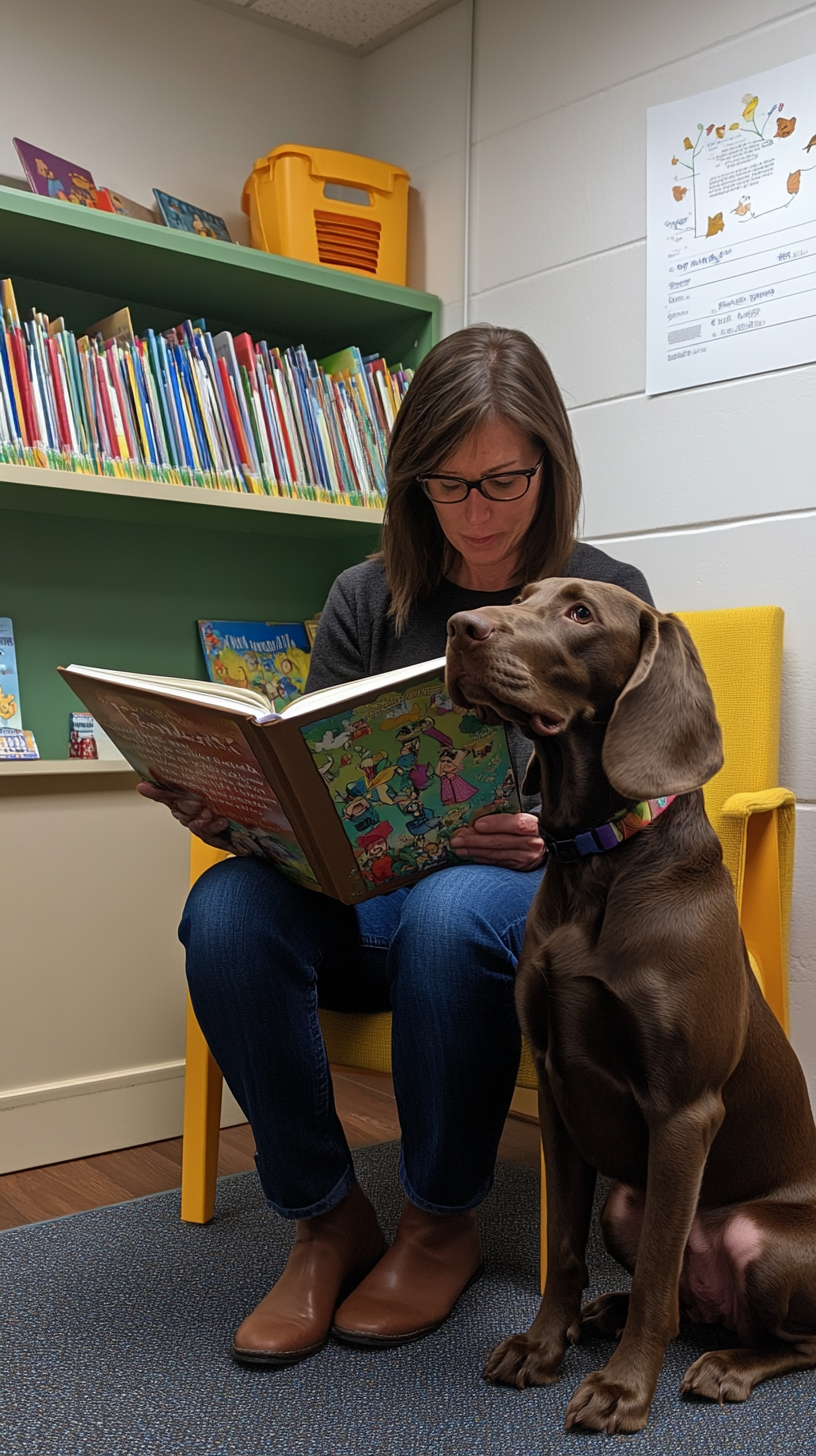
[0,758,136,778]
[0,461,385,535]
[0,185,438,757]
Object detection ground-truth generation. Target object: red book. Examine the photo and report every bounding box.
[216,355,252,468]
[8,328,36,446]
[46,337,74,450]
[233,333,256,372]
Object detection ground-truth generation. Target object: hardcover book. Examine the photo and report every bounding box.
[0,616,23,729]
[153,190,232,242]
[59,659,520,903]
[198,620,311,713]
[13,139,102,209]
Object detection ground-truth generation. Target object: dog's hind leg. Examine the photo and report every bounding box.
[681,1340,816,1402]
[580,1293,630,1340]
[682,1199,816,1401]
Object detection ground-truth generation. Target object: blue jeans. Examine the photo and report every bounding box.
[180,858,543,1219]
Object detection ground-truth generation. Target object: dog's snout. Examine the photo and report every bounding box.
[447,611,495,646]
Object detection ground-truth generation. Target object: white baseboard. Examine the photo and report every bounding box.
[0,1061,245,1175]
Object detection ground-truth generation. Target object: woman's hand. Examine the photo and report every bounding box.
[136,782,234,851]
[450,812,545,871]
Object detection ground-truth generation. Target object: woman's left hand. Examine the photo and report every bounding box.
[450,812,545,870]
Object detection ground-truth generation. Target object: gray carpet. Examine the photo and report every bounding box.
[1,1142,814,1455]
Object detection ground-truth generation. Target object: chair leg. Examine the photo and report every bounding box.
[740,808,788,1035]
[181,993,223,1223]
[539,1137,548,1295]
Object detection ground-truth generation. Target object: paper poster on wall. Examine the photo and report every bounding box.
[646,53,816,395]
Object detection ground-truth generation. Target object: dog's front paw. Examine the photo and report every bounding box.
[579,1292,630,1341]
[680,1351,753,1404]
[564,1370,652,1433]
[483,1332,563,1389]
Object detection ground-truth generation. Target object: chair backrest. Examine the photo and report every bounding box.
[675,606,783,887]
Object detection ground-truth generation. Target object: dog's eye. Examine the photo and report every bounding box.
[567,603,594,623]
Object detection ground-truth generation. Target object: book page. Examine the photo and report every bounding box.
[647,53,816,394]
[299,670,519,894]
[77,679,319,890]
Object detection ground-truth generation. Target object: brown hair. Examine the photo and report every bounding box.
[381,324,582,632]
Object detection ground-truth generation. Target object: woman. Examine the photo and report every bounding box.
[141,325,653,1366]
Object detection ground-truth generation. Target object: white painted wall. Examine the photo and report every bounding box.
[359,0,816,1095]
[0,0,358,241]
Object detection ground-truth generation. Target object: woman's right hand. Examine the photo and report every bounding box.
[137,782,232,850]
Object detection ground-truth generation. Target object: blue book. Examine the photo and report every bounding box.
[0,617,24,730]
[198,619,311,713]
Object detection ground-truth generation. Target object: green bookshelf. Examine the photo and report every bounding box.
[0,186,440,759]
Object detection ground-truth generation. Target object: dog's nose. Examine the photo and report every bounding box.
[447,612,495,645]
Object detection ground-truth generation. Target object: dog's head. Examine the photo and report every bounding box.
[445,578,723,801]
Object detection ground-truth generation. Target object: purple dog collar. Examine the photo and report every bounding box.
[540,796,677,866]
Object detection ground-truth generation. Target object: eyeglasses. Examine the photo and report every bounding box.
[418,451,546,504]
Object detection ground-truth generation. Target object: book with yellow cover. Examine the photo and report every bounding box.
[59,659,520,903]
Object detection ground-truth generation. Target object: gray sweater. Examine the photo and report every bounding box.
[306,544,654,809]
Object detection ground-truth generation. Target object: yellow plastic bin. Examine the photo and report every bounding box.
[242,145,410,286]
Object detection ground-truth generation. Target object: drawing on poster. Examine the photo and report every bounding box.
[646,54,816,394]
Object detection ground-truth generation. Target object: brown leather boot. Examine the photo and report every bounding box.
[232,1181,385,1366]
[331,1199,484,1347]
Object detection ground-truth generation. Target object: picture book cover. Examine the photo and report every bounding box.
[300,670,520,893]
[0,616,23,729]
[68,711,126,761]
[198,621,311,712]
[153,190,233,242]
[13,139,100,208]
[0,729,39,760]
[102,190,157,223]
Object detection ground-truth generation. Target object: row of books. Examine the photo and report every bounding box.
[0,281,413,507]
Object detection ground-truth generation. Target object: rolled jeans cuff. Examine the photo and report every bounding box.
[260,1157,357,1221]
[398,1150,493,1216]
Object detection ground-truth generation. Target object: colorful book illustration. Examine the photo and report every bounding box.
[0,616,23,729]
[0,729,39,760]
[13,139,103,209]
[153,190,232,242]
[68,710,126,761]
[198,620,311,713]
[86,307,135,346]
[304,615,321,647]
[59,658,520,903]
[0,279,411,507]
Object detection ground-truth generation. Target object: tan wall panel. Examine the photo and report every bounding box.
[0,772,189,1099]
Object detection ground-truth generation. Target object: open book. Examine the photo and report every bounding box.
[59,659,520,904]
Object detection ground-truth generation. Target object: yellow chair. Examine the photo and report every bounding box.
[180,606,795,1296]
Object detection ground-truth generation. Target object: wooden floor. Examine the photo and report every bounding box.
[0,1066,539,1229]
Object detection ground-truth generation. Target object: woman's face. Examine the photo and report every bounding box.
[429,417,543,587]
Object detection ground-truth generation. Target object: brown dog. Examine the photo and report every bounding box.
[446,578,816,1434]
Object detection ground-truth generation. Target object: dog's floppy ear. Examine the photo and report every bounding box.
[522,749,541,799]
[602,611,723,800]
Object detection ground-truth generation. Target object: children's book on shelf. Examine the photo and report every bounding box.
[0,275,412,508]
[153,190,232,242]
[198,620,311,713]
[13,139,104,210]
[102,190,156,223]
[304,615,321,647]
[68,711,126,761]
[0,729,39,760]
[59,659,520,904]
[0,616,23,729]
[0,616,39,759]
